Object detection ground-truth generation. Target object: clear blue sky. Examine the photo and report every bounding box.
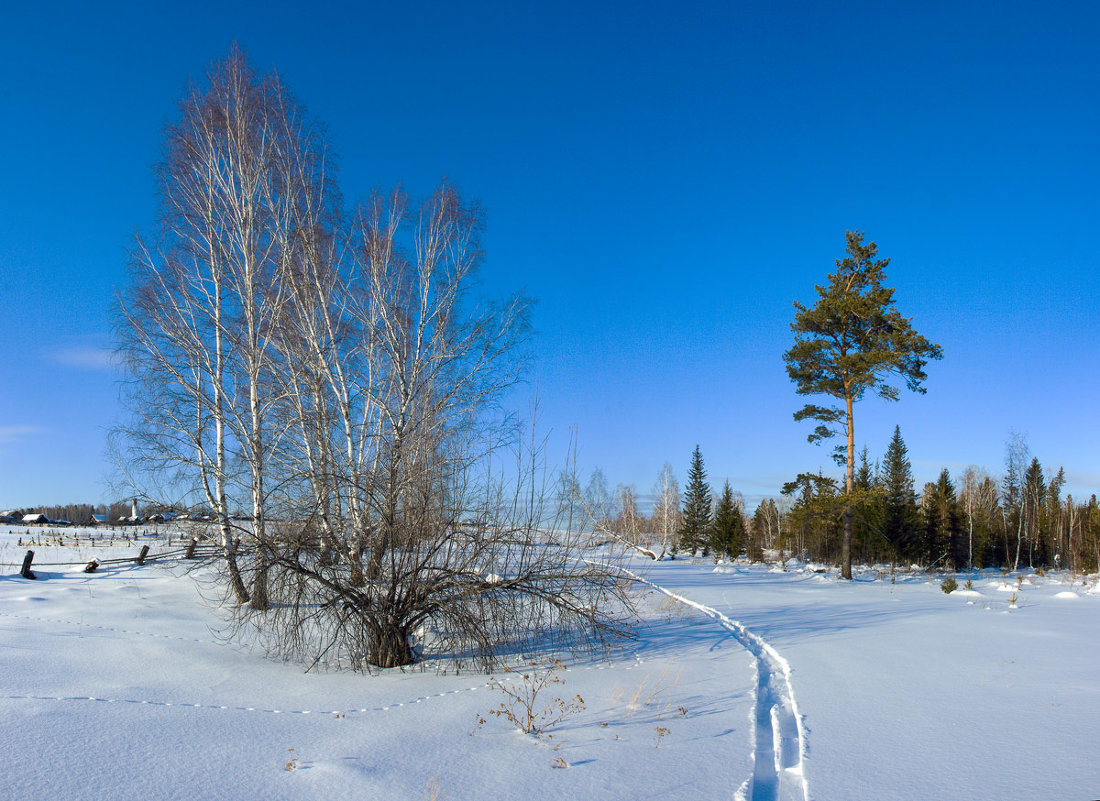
[1,0,1097,508]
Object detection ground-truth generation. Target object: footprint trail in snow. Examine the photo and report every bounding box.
[616,566,809,801]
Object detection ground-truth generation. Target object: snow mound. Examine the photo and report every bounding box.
[954,590,982,598]
[1053,591,1080,600]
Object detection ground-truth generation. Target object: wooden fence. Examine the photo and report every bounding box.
[15,539,221,580]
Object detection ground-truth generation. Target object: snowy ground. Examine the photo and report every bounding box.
[2,527,1098,800]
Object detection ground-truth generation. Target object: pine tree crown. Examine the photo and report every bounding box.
[784,231,943,452]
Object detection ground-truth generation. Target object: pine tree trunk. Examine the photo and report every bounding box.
[841,395,854,580]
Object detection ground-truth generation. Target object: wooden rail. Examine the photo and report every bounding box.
[13,542,221,580]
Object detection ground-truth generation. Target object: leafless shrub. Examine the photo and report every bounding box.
[486,657,585,737]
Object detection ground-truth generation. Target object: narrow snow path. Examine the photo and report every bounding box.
[616,565,809,801]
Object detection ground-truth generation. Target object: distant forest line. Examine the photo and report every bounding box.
[588,428,1099,575]
[5,502,133,524]
[14,423,1100,576]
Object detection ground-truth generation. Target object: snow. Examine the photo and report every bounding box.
[3,527,1099,800]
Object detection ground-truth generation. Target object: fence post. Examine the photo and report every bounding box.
[136,545,150,565]
[185,538,198,559]
[21,550,36,580]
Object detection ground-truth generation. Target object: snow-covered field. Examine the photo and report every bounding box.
[2,526,1098,800]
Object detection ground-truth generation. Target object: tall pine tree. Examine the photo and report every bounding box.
[680,445,712,556]
[784,231,942,578]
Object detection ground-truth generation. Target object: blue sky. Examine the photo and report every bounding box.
[1,0,1097,508]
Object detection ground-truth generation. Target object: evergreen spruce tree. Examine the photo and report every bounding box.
[920,468,961,568]
[1042,467,1065,569]
[851,445,882,565]
[1088,495,1100,574]
[881,425,919,566]
[748,501,768,562]
[855,446,875,489]
[784,231,943,579]
[782,471,840,562]
[976,475,1000,568]
[710,480,745,559]
[1021,457,1053,568]
[680,445,712,556]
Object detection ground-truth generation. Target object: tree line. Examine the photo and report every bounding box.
[582,446,768,564]
[587,432,1100,576]
[782,428,1100,574]
[4,502,132,524]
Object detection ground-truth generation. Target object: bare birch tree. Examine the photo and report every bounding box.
[118,47,332,607]
[649,463,682,559]
[247,186,633,668]
[1002,433,1030,572]
[960,465,991,572]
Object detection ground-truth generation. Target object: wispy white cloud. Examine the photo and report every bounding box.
[49,346,118,370]
[0,425,45,444]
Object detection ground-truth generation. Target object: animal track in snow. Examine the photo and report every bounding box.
[1,687,489,717]
[1,660,644,720]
